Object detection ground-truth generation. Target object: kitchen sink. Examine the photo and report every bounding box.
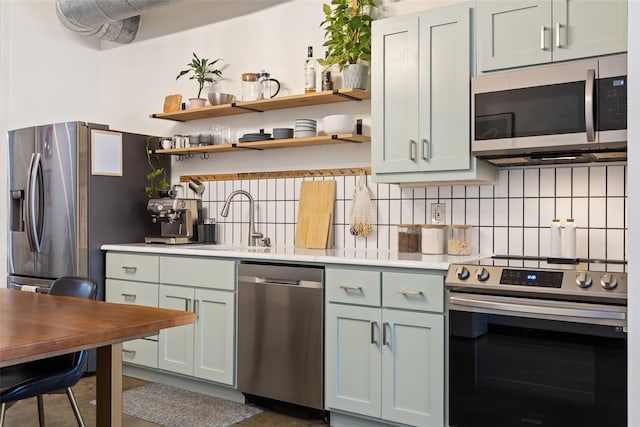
[189,244,270,252]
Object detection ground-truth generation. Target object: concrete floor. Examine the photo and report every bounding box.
[1,375,329,426]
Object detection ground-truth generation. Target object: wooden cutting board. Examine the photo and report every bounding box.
[295,181,336,248]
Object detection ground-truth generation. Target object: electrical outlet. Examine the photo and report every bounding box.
[431,203,446,224]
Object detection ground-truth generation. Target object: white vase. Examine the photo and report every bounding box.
[188,98,206,109]
[343,64,369,90]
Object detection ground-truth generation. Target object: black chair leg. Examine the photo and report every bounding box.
[65,387,85,427]
[37,395,45,426]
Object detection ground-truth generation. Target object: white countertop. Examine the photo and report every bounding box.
[101,243,489,271]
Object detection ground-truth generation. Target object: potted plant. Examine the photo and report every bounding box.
[318,0,376,90]
[176,52,223,108]
[145,137,170,198]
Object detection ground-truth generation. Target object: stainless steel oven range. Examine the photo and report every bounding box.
[445,256,627,427]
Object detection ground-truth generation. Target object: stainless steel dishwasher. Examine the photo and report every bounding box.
[237,262,324,410]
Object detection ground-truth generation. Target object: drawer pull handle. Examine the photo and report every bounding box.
[339,285,363,292]
[370,321,378,344]
[122,266,137,273]
[122,349,136,356]
[121,293,136,301]
[398,289,423,296]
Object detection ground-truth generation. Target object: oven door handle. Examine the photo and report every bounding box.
[449,295,626,322]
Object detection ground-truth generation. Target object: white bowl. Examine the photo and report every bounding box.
[323,114,355,135]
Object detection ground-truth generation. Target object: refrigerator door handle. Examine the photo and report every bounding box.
[26,153,44,253]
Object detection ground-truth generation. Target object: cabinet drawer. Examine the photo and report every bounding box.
[326,267,381,306]
[106,279,159,307]
[122,338,158,369]
[160,256,235,290]
[382,272,444,313]
[106,252,159,283]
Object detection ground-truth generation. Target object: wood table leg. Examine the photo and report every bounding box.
[96,343,123,427]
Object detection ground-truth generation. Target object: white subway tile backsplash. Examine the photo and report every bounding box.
[508,169,524,197]
[607,165,625,197]
[607,197,626,229]
[508,199,524,227]
[589,198,607,228]
[479,199,494,227]
[494,199,508,227]
[573,167,589,197]
[589,167,607,197]
[539,168,556,197]
[524,198,539,227]
[452,199,466,224]
[555,168,572,197]
[201,164,624,261]
[523,168,539,197]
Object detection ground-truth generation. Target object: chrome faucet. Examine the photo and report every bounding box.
[220,190,264,246]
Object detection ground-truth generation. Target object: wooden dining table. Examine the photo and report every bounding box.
[0,288,197,426]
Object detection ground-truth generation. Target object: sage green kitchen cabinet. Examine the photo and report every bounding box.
[477,0,628,72]
[325,267,445,427]
[158,256,236,385]
[371,3,495,184]
[105,253,160,369]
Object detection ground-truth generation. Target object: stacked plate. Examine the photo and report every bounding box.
[295,119,317,138]
[238,132,272,142]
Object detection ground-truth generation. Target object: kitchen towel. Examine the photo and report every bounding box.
[20,285,38,292]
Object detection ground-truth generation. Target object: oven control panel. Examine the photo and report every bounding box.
[446,264,627,302]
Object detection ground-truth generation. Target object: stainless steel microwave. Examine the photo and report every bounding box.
[472,54,627,165]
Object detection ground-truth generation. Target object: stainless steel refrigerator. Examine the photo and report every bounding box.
[7,121,168,370]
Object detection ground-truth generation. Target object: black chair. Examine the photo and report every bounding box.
[0,276,98,427]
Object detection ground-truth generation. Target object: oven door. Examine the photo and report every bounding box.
[448,292,627,427]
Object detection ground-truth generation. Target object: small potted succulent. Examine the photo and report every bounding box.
[176,52,223,108]
[318,0,376,90]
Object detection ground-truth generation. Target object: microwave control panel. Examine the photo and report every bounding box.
[598,76,627,130]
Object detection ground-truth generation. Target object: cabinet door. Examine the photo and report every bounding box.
[159,285,194,376]
[325,304,382,418]
[193,288,235,384]
[552,0,627,62]
[418,4,471,172]
[371,14,421,174]
[478,1,552,71]
[381,309,444,427]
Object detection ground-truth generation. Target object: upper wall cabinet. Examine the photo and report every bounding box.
[477,0,628,72]
[371,3,496,184]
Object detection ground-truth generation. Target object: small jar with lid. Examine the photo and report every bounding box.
[398,224,421,253]
[242,73,258,101]
[447,225,472,255]
[421,224,446,254]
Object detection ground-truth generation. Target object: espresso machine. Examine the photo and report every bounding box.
[144,198,202,244]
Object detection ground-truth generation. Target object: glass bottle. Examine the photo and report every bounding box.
[304,46,316,94]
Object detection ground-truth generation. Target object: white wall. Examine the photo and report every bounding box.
[626,0,638,424]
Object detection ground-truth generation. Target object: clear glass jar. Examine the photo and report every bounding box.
[421,224,446,254]
[242,72,258,101]
[398,224,421,253]
[447,225,472,255]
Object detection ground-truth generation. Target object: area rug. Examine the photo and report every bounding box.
[92,383,261,427]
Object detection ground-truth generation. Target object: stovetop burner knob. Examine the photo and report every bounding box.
[576,272,592,288]
[475,267,490,281]
[456,266,470,280]
[600,273,618,290]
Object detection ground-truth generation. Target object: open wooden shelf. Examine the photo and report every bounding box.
[150,88,371,122]
[154,133,370,155]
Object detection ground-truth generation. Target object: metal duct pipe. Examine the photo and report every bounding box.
[56,0,181,44]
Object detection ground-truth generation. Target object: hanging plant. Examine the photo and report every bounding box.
[144,137,170,198]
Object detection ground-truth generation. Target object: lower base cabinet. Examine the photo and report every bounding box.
[325,268,445,427]
[159,285,235,384]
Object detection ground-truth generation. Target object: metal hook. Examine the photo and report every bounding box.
[200,153,210,160]
[177,155,184,161]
